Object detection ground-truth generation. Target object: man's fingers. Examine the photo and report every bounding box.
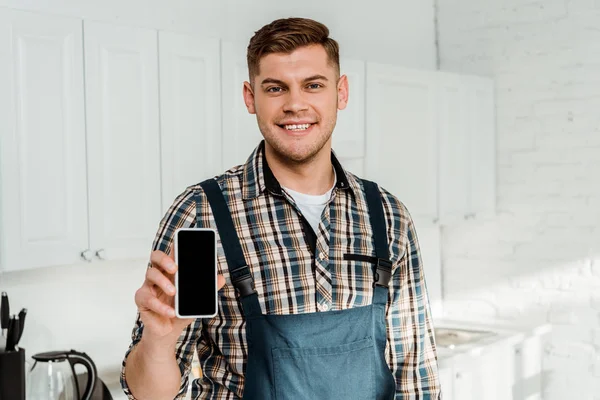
[150,250,177,274]
[217,275,226,290]
[145,266,176,295]
[135,288,175,318]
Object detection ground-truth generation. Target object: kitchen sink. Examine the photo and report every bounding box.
[434,327,497,349]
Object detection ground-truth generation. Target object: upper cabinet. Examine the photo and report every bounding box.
[365,63,439,223]
[0,9,88,271]
[437,72,496,223]
[159,31,221,211]
[0,13,168,272]
[83,21,162,262]
[0,9,495,272]
[465,75,496,219]
[365,63,496,225]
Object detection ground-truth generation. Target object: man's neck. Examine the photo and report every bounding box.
[265,143,335,195]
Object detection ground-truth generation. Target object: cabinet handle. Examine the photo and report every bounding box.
[456,373,462,379]
[96,249,106,260]
[432,218,439,224]
[80,249,93,262]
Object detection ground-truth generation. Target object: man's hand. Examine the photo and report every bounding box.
[134,249,226,346]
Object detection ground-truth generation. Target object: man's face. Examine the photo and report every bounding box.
[243,45,349,164]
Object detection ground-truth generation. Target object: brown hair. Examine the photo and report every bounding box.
[247,18,340,85]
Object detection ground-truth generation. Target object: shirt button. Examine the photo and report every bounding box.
[320,303,329,311]
[319,253,326,260]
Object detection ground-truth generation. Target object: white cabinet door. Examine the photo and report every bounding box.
[0,9,88,271]
[514,334,545,400]
[438,364,454,400]
[452,354,475,400]
[365,63,438,223]
[221,40,263,170]
[84,21,162,261]
[437,72,469,222]
[333,58,365,159]
[465,75,495,218]
[437,72,495,222]
[158,31,221,212]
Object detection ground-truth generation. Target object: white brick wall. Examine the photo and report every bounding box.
[437,0,600,398]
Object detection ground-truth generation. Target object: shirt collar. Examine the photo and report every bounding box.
[242,140,359,200]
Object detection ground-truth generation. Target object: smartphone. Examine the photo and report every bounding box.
[174,228,218,318]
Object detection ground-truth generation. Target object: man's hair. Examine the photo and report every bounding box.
[247,17,340,85]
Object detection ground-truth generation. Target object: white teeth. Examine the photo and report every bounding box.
[284,123,311,131]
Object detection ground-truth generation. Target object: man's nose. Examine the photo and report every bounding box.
[282,88,309,113]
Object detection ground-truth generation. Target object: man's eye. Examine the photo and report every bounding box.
[267,87,283,93]
[307,83,322,89]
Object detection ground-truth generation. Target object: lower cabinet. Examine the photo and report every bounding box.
[438,332,546,400]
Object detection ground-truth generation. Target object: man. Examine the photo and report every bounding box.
[121,17,441,400]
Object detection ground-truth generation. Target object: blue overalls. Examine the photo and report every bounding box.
[199,178,396,400]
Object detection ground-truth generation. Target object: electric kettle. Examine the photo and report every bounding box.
[27,349,97,400]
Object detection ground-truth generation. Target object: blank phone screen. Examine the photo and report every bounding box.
[176,229,217,317]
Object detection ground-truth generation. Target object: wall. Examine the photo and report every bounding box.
[0,0,436,69]
[0,0,437,387]
[1,259,146,383]
[437,0,600,398]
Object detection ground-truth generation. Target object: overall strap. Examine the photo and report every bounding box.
[361,179,393,306]
[197,178,262,318]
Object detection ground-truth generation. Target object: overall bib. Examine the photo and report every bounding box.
[199,178,396,400]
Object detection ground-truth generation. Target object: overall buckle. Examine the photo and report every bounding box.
[230,266,256,297]
[373,258,393,288]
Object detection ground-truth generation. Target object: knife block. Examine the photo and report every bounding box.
[0,347,26,400]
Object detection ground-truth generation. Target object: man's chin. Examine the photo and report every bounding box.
[272,143,326,164]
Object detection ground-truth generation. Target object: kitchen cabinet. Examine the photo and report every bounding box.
[442,345,515,400]
[465,75,496,219]
[436,324,549,400]
[365,63,439,223]
[365,63,495,225]
[0,9,495,272]
[437,72,496,223]
[159,31,222,212]
[513,331,545,399]
[83,20,162,262]
[0,9,89,271]
[0,12,165,272]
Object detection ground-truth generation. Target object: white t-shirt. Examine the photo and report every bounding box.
[283,172,336,234]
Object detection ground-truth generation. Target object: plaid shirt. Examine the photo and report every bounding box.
[121,141,441,399]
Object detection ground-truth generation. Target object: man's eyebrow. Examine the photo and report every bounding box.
[260,78,286,86]
[260,75,330,86]
[303,74,329,82]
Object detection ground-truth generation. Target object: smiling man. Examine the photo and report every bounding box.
[121,17,442,400]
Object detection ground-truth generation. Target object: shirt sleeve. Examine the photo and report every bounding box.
[387,215,443,399]
[120,188,203,399]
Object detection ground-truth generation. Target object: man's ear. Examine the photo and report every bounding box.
[337,74,349,111]
[243,81,256,114]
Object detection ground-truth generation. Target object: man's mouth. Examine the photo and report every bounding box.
[278,123,314,132]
